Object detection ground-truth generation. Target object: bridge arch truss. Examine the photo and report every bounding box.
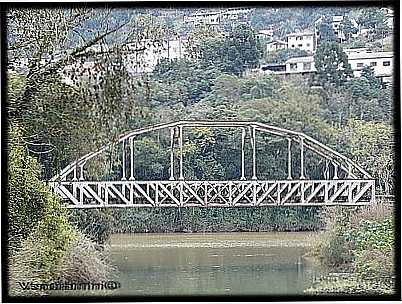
[49,121,375,208]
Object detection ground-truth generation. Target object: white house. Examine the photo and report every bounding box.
[286,31,315,53]
[260,50,393,83]
[346,50,393,82]
[184,11,221,26]
[285,56,316,74]
[266,39,287,52]
[257,29,275,40]
[126,38,188,73]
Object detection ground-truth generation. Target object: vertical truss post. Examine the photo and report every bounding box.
[228,182,233,206]
[105,184,109,205]
[179,126,184,180]
[324,160,329,180]
[250,126,257,180]
[348,181,353,203]
[179,182,183,206]
[155,183,159,206]
[73,183,77,198]
[333,163,339,180]
[122,139,127,181]
[300,181,305,203]
[170,127,175,180]
[204,182,208,207]
[79,164,84,181]
[347,163,352,179]
[371,180,375,203]
[130,182,134,205]
[287,138,292,180]
[79,184,83,205]
[240,128,246,180]
[276,182,281,205]
[253,181,257,206]
[73,163,78,181]
[129,137,135,181]
[300,137,305,180]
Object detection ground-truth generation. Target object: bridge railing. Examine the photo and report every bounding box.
[50,179,376,208]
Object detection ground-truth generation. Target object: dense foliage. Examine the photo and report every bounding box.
[307,204,395,295]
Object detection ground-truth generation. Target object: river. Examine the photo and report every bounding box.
[109,232,325,296]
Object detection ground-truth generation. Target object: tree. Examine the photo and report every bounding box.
[314,41,353,88]
[339,16,358,41]
[357,8,390,41]
[7,9,169,178]
[194,24,262,76]
[340,120,394,194]
[317,16,337,43]
[224,24,262,76]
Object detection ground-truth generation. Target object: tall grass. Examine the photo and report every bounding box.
[307,202,395,295]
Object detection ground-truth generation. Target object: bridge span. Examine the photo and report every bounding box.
[49,120,375,208]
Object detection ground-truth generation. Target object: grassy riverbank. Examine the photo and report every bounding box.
[68,206,324,243]
[305,203,395,295]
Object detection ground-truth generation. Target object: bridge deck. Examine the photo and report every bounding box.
[50,179,375,208]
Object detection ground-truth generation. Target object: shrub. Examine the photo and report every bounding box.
[57,232,114,287]
[7,124,113,297]
[68,209,114,244]
[308,203,395,295]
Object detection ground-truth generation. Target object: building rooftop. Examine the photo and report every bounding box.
[347,51,393,60]
[268,39,287,45]
[285,56,314,64]
[332,16,344,22]
[286,31,314,37]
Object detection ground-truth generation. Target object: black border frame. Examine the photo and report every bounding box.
[1,1,400,302]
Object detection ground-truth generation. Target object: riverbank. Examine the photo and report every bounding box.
[305,203,395,295]
[68,206,325,244]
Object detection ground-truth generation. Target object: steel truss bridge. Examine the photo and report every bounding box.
[49,121,375,208]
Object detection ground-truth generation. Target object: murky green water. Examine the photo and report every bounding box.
[109,232,325,296]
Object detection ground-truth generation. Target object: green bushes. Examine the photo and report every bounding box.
[108,206,324,233]
[68,209,114,244]
[307,203,395,295]
[7,124,113,297]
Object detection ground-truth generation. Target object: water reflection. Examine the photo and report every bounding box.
[109,232,323,296]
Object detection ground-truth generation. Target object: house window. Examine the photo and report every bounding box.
[383,61,391,66]
[290,63,297,71]
[370,62,377,66]
[303,62,311,70]
[298,44,303,47]
[291,44,295,48]
[307,43,311,47]
[357,63,364,68]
